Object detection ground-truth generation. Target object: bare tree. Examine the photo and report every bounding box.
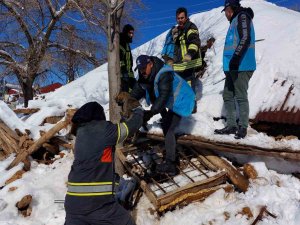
[0,0,102,107]
[0,0,142,108]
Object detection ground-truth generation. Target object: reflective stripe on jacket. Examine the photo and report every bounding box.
[120,42,134,77]
[223,13,256,72]
[153,65,195,117]
[173,21,202,72]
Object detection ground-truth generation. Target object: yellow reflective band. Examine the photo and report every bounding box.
[173,58,202,72]
[116,123,121,144]
[66,192,114,196]
[188,44,199,52]
[68,182,114,186]
[187,29,199,38]
[120,45,126,53]
[180,39,187,58]
[187,81,191,86]
[122,122,129,140]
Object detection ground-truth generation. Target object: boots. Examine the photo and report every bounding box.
[214,126,237,135]
[156,161,179,176]
[234,127,247,139]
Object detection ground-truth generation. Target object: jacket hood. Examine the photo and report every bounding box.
[120,32,132,44]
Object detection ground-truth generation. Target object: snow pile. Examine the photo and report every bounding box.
[0,1,300,225]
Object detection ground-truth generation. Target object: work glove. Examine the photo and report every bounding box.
[115,92,141,119]
[183,54,192,62]
[143,110,153,124]
[229,54,240,71]
[171,26,179,42]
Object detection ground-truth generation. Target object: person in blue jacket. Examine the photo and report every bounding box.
[64,102,143,225]
[214,0,256,139]
[131,55,195,176]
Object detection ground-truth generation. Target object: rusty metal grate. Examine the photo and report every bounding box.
[118,141,228,212]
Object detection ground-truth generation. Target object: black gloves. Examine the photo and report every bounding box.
[143,110,153,124]
[229,54,240,71]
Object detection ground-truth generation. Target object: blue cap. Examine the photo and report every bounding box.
[135,55,151,71]
[221,0,240,12]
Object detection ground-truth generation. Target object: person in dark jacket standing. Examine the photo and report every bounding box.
[131,55,195,176]
[165,7,202,113]
[214,0,256,139]
[120,24,135,92]
[64,102,143,225]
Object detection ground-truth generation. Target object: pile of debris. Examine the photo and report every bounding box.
[0,107,75,216]
[0,105,299,219]
[117,138,251,213]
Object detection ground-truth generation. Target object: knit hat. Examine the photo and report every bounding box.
[221,0,241,12]
[72,102,106,124]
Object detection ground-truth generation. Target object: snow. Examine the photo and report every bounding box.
[0,0,300,224]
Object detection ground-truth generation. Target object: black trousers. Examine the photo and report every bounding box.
[161,110,182,162]
[65,202,135,225]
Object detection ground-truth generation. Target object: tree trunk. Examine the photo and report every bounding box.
[107,0,124,123]
[22,79,34,108]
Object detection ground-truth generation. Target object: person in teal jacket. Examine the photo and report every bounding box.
[131,55,195,176]
[214,0,256,139]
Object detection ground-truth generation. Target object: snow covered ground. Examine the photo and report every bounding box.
[0,0,300,224]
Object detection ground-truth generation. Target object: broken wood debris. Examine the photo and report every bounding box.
[116,141,237,213]
[16,195,32,217]
[251,206,277,225]
[6,109,76,170]
[13,108,40,114]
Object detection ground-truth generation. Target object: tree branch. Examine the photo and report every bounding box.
[2,0,34,46]
[48,42,100,66]
[45,0,56,18]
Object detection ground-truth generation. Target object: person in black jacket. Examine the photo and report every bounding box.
[120,24,135,92]
[131,55,180,176]
[64,102,143,225]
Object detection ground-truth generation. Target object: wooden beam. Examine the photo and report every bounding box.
[158,172,227,206]
[0,123,19,140]
[158,184,232,212]
[147,134,300,161]
[13,108,40,114]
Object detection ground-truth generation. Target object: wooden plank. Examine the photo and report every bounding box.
[0,128,19,154]
[147,134,300,161]
[158,184,232,212]
[13,108,40,114]
[140,180,159,207]
[0,123,19,140]
[157,172,227,206]
[197,148,249,192]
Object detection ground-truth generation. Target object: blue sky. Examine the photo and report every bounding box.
[132,0,299,48]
